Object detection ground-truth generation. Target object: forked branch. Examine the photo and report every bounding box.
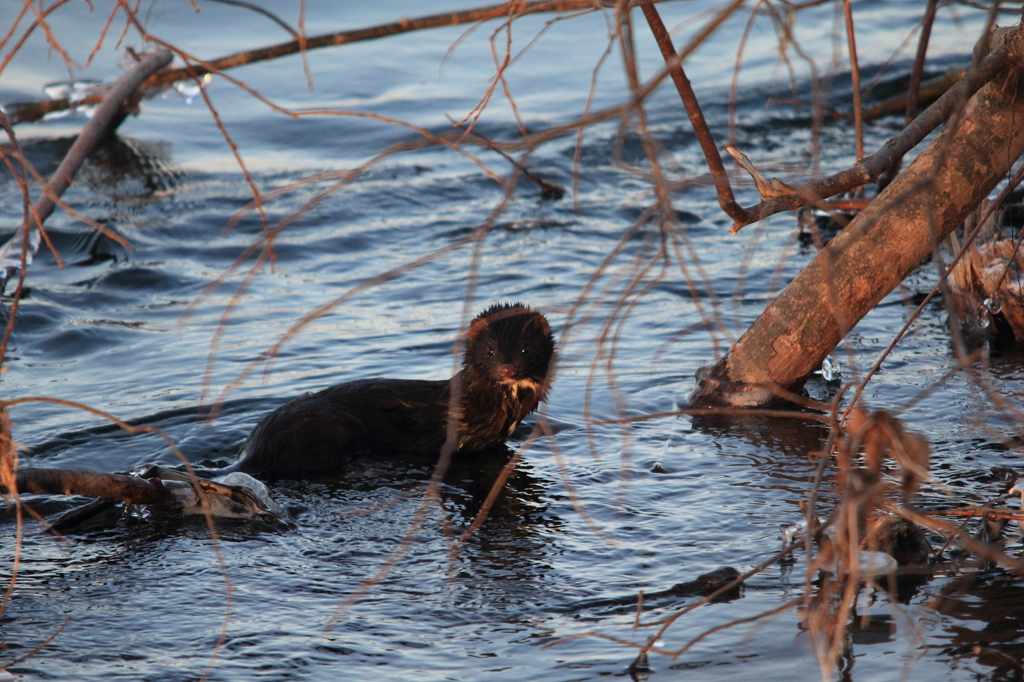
[640,6,1024,233]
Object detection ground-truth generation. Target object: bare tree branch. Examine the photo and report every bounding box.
[5,0,668,125]
[727,24,1024,232]
[639,1,747,223]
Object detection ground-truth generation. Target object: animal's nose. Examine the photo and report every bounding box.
[497,364,516,380]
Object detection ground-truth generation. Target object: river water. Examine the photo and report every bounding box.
[2,1,1022,680]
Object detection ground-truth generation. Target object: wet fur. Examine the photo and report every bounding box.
[235,303,555,479]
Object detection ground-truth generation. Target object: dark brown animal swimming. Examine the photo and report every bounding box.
[234,303,555,479]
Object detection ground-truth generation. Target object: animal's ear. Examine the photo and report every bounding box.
[468,315,489,341]
[530,314,551,336]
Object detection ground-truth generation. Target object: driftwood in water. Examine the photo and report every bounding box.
[690,26,1024,407]
[5,467,171,505]
[3,466,286,524]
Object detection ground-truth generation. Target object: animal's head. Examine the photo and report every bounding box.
[465,303,555,391]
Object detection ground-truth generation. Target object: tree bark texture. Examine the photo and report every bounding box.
[690,31,1024,407]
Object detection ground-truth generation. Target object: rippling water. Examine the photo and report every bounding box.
[2,2,1021,680]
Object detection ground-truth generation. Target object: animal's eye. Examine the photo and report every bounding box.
[521,348,527,354]
[488,349,495,356]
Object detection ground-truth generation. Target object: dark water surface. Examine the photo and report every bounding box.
[2,2,1021,680]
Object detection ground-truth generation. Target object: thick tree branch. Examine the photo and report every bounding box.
[690,28,1024,406]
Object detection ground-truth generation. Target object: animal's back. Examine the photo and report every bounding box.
[235,378,451,479]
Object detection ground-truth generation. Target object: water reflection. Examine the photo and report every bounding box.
[689,409,831,462]
[84,136,180,199]
[932,573,1024,680]
[0,134,179,200]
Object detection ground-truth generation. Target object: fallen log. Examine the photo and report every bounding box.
[690,25,1024,407]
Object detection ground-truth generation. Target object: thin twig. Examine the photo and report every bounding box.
[728,23,1024,231]
[639,0,746,223]
[204,0,298,37]
[843,1,863,166]
[5,0,669,125]
[906,0,940,123]
[919,507,1024,521]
